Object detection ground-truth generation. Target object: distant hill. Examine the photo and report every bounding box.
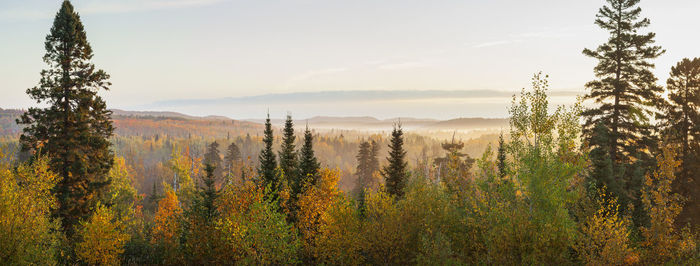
[428,117,509,130]
[0,108,508,138]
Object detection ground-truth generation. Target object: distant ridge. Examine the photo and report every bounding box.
[0,108,508,135]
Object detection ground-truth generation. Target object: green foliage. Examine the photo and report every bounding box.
[298,126,320,187]
[382,125,408,198]
[279,114,299,187]
[16,0,114,236]
[482,72,585,264]
[217,181,301,265]
[258,113,280,199]
[496,132,507,178]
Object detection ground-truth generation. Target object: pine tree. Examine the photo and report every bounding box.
[204,141,223,179]
[497,132,507,178]
[382,124,409,198]
[17,0,114,236]
[258,113,279,196]
[223,142,241,182]
[279,114,299,192]
[198,164,219,221]
[659,57,700,227]
[582,0,664,206]
[298,125,320,187]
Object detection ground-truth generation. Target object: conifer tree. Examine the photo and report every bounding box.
[279,114,299,191]
[223,142,241,183]
[658,57,700,226]
[298,125,320,187]
[582,0,664,206]
[382,124,409,198]
[258,113,279,195]
[355,140,371,206]
[497,132,507,178]
[17,0,114,236]
[204,141,223,179]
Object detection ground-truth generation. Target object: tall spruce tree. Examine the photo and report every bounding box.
[659,57,700,226]
[298,125,320,187]
[582,0,664,206]
[258,113,279,195]
[278,114,299,190]
[17,0,114,236]
[382,124,409,198]
[204,141,223,179]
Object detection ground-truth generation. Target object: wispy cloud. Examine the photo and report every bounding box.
[1,0,228,20]
[377,62,429,70]
[472,40,523,48]
[287,67,348,83]
[471,26,588,49]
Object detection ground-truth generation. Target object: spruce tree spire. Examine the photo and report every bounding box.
[382,123,408,198]
[497,132,507,178]
[278,114,299,188]
[258,112,279,195]
[298,123,320,187]
[17,0,114,236]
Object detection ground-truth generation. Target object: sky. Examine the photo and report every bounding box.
[1,0,699,119]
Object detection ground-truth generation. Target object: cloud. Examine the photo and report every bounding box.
[471,26,588,49]
[377,62,429,70]
[472,40,522,48]
[287,67,348,83]
[0,0,228,20]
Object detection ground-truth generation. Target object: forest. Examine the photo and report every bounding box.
[1,0,699,265]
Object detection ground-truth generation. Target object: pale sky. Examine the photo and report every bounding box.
[1,0,699,119]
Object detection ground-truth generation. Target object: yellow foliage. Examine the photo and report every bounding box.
[296,168,341,258]
[313,196,364,265]
[75,205,130,266]
[641,146,697,263]
[574,189,635,265]
[0,154,61,265]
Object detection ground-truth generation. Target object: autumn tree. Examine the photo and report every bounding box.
[295,169,341,261]
[574,188,637,265]
[582,0,665,209]
[658,57,700,227]
[75,205,130,266]
[382,124,409,198]
[641,146,696,263]
[433,137,474,193]
[0,154,62,265]
[151,189,183,264]
[16,0,115,236]
[217,181,300,264]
